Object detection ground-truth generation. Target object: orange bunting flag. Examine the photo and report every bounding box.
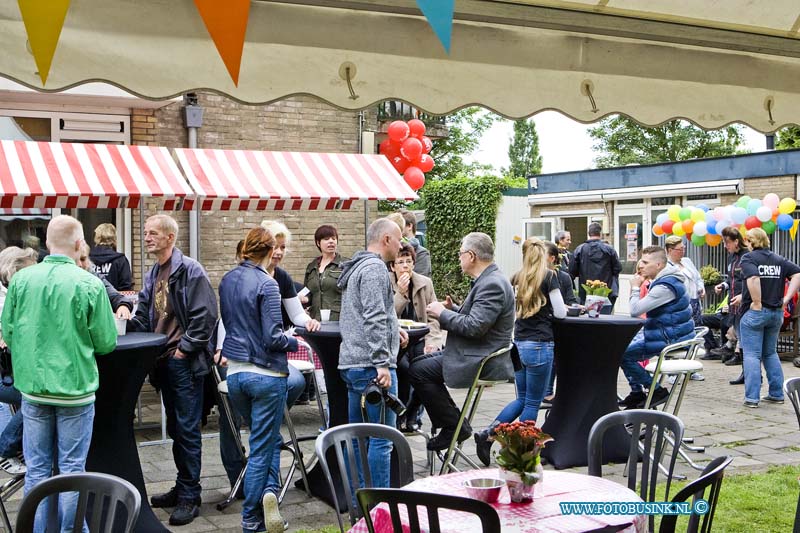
[18,0,71,85]
[194,0,250,86]
[791,219,799,242]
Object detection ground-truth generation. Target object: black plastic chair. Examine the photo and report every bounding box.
[783,377,800,533]
[356,488,500,533]
[588,409,684,532]
[659,455,733,533]
[315,423,414,532]
[15,472,141,533]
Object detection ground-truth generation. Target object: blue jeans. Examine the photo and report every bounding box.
[496,341,554,423]
[620,330,659,393]
[22,400,94,533]
[219,364,305,487]
[740,308,784,403]
[0,384,23,458]
[340,367,397,490]
[159,357,204,502]
[226,372,287,532]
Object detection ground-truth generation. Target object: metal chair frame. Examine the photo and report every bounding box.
[15,472,140,533]
[783,377,800,533]
[588,409,685,533]
[355,488,500,533]
[315,423,414,532]
[436,343,513,476]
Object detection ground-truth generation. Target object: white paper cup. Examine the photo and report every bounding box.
[320,309,331,322]
[115,317,127,336]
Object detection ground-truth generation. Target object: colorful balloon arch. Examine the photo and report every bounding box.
[379,119,434,191]
[652,193,799,246]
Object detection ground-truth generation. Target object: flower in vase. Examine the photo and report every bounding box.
[492,421,553,485]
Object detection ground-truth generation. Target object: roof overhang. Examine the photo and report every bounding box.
[528,179,743,205]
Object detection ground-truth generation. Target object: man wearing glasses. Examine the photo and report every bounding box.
[409,232,515,451]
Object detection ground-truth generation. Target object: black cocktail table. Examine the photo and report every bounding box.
[86,332,167,532]
[541,315,644,469]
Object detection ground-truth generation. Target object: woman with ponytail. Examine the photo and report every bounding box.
[474,237,567,466]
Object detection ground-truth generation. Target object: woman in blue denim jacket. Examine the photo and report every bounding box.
[219,227,298,533]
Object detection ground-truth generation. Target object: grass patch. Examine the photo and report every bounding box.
[655,465,799,532]
[293,527,340,533]
[784,446,800,452]
[721,440,749,449]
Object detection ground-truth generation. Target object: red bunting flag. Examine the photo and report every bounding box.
[193,0,250,87]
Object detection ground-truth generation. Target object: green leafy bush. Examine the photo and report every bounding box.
[424,176,505,300]
[700,264,723,286]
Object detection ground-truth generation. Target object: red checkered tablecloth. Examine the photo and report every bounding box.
[349,469,647,533]
[287,336,322,369]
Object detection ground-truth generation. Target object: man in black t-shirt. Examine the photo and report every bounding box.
[739,228,800,408]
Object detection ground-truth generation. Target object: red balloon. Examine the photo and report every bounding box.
[408,119,426,138]
[421,136,433,153]
[387,121,410,143]
[417,154,435,172]
[744,216,762,230]
[403,166,425,191]
[661,220,675,234]
[379,139,400,159]
[400,137,423,161]
[391,156,410,173]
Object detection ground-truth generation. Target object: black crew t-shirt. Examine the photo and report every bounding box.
[513,271,560,342]
[740,249,800,312]
[273,266,298,328]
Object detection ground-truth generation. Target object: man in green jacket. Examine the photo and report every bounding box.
[1,215,117,531]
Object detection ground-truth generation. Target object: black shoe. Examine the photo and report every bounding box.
[647,387,670,408]
[151,488,178,508]
[700,351,722,361]
[724,353,743,366]
[794,356,800,368]
[168,501,200,526]
[427,422,472,451]
[618,391,647,409]
[474,430,493,467]
[729,373,745,385]
[711,346,734,358]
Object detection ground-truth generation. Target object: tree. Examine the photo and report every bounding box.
[426,107,497,181]
[588,116,743,168]
[507,119,542,178]
[776,126,800,149]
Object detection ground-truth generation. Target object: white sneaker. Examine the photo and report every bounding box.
[690,373,705,381]
[262,492,284,533]
[0,455,26,475]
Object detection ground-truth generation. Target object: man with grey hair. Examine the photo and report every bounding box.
[128,214,217,526]
[410,232,515,451]
[2,215,117,531]
[337,217,409,489]
[554,230,572,274]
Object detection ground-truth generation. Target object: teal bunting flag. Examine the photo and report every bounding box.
[416,0,454,53]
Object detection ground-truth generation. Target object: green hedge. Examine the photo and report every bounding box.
[424,176,505,300]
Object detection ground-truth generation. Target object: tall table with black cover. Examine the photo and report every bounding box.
[86,332,167,532]
[541,315,644,469]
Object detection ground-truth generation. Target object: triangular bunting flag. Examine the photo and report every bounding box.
[194,0,250,86]
[18,0,71,85]
[791,219,799,241]
[416,0,455,53]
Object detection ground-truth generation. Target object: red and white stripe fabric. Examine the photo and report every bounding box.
[174,148,418,210]
[0,141,194,209]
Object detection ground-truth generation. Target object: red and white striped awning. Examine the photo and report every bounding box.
[0,141,194,209]
[173,148,418,211]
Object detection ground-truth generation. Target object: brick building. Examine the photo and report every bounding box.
[0,84,442,289]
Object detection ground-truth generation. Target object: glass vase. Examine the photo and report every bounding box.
[500,462,544,503]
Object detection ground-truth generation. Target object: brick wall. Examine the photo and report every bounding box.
[129,94,377,289]
[741,175,796,200]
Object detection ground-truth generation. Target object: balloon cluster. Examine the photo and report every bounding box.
[379,119,434,191]
[652,193,797,247]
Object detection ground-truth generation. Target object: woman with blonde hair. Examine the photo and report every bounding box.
[474,237,567,466]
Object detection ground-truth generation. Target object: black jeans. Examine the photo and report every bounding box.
[407,352,462,431]
[158,357,204,502]
[701,313,731,349]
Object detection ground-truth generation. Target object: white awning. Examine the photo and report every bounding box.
[528,179,742,205]
[0,1,799,132]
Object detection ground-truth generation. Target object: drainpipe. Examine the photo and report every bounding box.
[358,110,368,248]
[183,93,203,260]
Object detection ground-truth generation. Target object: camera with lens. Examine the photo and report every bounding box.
[362,378,406,417]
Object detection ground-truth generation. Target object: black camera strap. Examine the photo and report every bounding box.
[360,391,386,425]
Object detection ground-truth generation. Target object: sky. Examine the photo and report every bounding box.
[466,111,771,175]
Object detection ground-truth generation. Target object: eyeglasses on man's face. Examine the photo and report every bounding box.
[457,250,473,257]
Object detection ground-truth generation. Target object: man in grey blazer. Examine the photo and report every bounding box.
[409,232,515,451]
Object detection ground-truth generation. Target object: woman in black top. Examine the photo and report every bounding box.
[474,237,566,466]
[739,228,800,408]
[715,227,750,366]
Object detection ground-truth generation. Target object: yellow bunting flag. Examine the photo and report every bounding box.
[791,220,799,241]
[194,0,250,87]
[18,0,71,85]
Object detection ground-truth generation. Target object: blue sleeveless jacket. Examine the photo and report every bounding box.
[643,274,695,355]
